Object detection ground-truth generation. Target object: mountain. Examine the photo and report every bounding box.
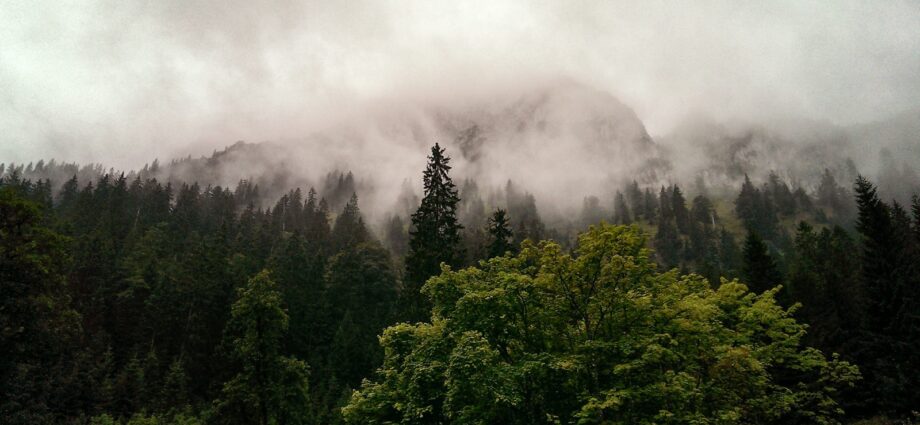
[6,80,667,218]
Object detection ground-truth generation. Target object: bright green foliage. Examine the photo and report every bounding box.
[212,270,311,425]
[344,224,858,424]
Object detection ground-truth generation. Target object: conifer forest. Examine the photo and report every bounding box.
[2,2,920,424]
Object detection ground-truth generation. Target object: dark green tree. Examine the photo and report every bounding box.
[654,216,681,269]
[324,242,398,389]
[213,270,311,425]
[741,230,782,294]
[331,192,369,252]
[671,184,690,234]
[852,176,919,413]
[642,187,658,223]
[613,191,632,225]
[487,208,514,258]
[405,144,464,321]
[0,187,81,424]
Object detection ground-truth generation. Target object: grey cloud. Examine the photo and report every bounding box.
[1,0,919,169]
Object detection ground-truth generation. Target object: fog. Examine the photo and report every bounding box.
[2,1,920,216]
[3,1,919,162]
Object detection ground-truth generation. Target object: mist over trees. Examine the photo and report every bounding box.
[4,0,920,421]
[2,118,920,424]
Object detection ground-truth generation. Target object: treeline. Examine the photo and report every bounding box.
[0,172,397,423]
[601,170,920,419]
[1,143,919,423]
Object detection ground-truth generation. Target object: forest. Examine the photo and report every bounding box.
[2,141,919,424]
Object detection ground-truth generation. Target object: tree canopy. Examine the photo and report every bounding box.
[344,224,858,424]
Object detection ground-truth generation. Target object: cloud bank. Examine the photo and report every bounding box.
[2,0,919,168]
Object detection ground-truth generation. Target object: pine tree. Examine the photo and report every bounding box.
[487,209,514,258]
[0,186,80,423]
[740,230,782,294]
[654,216,681,269]
[658,186,673,221]
[213,270,311,425]
[405,144,464,321]
[384,215,409,257]
[768,171,796,215]
[671,185,690,234]
[735,174,758,228]
[331,193,369,252]
[718,227,740,279]
[853,176,919,413]
[626,180,643,219]
[613,191,632,225]
[580,196,605,227]
[643,188,658,223]
[324,242,397,389]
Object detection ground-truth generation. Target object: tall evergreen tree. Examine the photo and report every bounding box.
[405,144,464,321]
[0,187,80,424]
[626,180,643,219]
[718,227,740,279]
[741,230,782,294]
[654,216,681,269]
[213,270,311,425]
[735,174,758,228]
[384,215,409,258]
[671,185,690,234]
[487,208,514,258]
[852,176,919,413]
[613,191,632,225]
[642,188,658,223]
[331,192,369,252]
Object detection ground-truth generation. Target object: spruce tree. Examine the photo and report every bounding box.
[405,144,463,321]
[643,188,658,223]
[735,174,758,228]
[853,176,919,413]
[0,187,80,423]
[213,270,311,425]
[671,184,690,234]
[626,180,643,219]
[740,230,782,294]
[654,216,681,269]
[613,191,632,225]
[331,192,368,252]
[718,227,740,278]
[487,208,514,258]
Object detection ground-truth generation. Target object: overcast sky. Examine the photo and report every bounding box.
[2,0,919,168]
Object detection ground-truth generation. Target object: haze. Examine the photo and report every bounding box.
[2,0,920,168]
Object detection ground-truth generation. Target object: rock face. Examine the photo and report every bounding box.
[658,110,920,199]
[134,80,670,215]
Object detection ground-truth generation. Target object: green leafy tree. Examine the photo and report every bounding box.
[344,224,858,424]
